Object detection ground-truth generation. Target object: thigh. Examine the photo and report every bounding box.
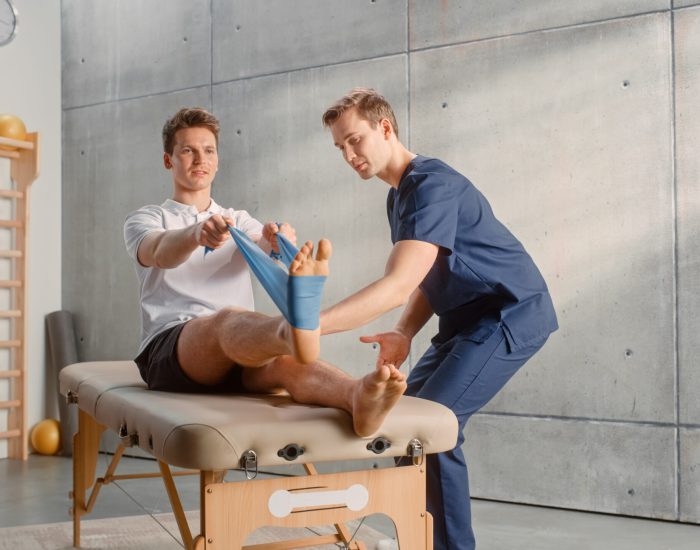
[136,322,245,393]
[405,342,449,397]
[177,313,240,385]
[414,327,544,418]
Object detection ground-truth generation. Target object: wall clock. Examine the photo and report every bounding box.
[0,0,18,46]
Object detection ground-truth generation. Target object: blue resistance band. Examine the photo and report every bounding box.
[206,227,325,330]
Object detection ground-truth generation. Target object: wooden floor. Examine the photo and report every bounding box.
[0,511,392,549]
[2,454,700,549]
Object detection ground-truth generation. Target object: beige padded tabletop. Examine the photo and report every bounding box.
[60,361,458,471]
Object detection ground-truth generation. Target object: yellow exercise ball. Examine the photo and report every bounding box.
[30,419,62,455]
[0,113,27,150]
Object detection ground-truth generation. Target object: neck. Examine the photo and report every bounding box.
[377,144,417,189]
[172,189,212,212]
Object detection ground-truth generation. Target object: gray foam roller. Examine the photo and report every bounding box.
[45,310,79,457]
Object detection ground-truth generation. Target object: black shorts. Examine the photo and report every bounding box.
[134,322,245,393]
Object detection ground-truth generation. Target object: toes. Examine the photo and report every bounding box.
[290,252,303,272]
[316,239,332,261]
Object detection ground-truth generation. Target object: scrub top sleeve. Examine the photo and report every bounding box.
[394,176,460,253]
[124,206,166,263]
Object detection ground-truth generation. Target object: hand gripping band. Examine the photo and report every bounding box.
[207,227,325,330]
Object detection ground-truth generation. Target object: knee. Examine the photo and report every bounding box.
[215,306,247,321]
[212,306,255,331]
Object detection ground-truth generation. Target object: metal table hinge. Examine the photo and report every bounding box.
[241,449,258,479]
[407,438,424,466]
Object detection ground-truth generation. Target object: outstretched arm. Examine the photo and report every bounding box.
[359,287,434,369]
[320,239,438,335]
[138,214,232,268]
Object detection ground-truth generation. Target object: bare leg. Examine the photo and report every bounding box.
[176,239,331,385]
[242,355,408,437]
[177,308,291,385]
[286,239,332,364]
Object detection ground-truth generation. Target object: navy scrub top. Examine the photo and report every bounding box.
[387,155,558,351]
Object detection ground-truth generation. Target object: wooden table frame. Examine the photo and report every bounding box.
[70,409,434,549]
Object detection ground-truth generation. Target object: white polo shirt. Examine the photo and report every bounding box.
[124,198,266,354]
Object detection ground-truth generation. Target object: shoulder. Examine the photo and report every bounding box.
[124,205,169,246]
[399,156,470,204]
[126,204,165,221]
[123,205,166,260]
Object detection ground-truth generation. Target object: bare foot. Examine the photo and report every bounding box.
[287,239,332,364]
[352,363,407,437]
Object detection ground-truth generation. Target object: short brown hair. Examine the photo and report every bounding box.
[162,107,220,154]
[322,88,399,138]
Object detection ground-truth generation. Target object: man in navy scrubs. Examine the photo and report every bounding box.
[320,88,558,550]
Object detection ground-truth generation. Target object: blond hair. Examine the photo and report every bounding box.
[322,88,399,138]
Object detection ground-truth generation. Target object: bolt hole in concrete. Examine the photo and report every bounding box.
[625,349,633,358]
[236,25,241,31]
[80,58,85,63]
[442,102,448,109]
[621,80,630,89]
[236,129,242,135]
[183,36,188,42]
[628,489,635,496]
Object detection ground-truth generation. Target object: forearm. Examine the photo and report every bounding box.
[320,276,412,335]
[395,288,434,338]
[321,239,439,335]
[142,225,199,268]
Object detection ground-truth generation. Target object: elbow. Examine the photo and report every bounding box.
[153,255,183,269]
[391,286,414,309]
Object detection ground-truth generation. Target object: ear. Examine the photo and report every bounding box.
[163,152,172,169]
[380,118,393,139]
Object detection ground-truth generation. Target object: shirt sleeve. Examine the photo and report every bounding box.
[394,174,461,253]
[230,209,262,236]
[123,205,165,264]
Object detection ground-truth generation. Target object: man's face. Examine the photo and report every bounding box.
[330,107,390,180]
[164,126,218,193]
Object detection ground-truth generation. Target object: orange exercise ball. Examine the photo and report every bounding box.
[0,113,27,150]
[30,419,62,455]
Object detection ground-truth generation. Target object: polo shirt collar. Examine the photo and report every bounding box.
[162,198,226,216]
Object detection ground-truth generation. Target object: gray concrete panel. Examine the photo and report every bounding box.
[410,15,674,422]
[409,0,669,49]
[212,56,408,375]
[62,88,212,361]
[466,415,677,519]
[675,0,700,8]
[62,0,211,109]
[680,428,700,522]
[674,6,700,425]
[212,0,406,82]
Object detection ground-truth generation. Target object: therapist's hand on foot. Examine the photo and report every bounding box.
[360,330,411,370]
[263,221,297,253]
[195,214,233,250]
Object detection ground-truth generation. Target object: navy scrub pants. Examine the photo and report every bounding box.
[404,324,546,550]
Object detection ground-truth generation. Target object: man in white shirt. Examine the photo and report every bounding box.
[124,107,405,436]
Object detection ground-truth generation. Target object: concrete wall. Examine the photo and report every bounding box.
[0,0,62,458]
[61,1,700,523]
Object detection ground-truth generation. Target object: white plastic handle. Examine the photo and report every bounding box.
[268,483,369,518]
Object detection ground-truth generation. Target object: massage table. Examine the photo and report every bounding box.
[60,361,458,549]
